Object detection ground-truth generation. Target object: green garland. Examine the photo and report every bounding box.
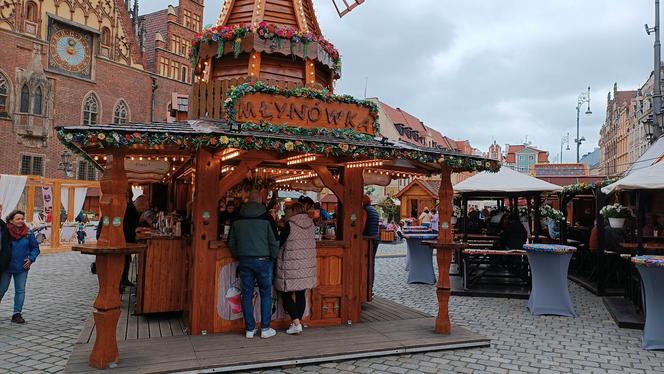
[57,127,500,173]
[224,81,381,136]
[561,177,620,196]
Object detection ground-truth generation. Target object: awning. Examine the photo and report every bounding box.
[453,167,562,195]
[602,161,664,194]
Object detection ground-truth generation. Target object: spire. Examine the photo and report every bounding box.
[217,0,322,36]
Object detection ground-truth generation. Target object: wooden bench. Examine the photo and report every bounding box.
[461,248,530,289]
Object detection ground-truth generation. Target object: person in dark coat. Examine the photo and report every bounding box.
[500,213,527,250]
[362,195,380,291]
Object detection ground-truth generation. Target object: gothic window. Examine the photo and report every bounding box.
[25,1,38,22]
[113,100,128,125]
[83,93,99,125]
[33,86,42,115]
[181,66,187,82]
[101,27,111,46]
[20,85,30,113]
[0,74,8,116]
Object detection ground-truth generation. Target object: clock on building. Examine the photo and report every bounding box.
[48,21,92,79]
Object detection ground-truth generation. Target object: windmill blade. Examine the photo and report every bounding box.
[331,0,365,18]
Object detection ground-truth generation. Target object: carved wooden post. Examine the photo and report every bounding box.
[341,166,364,323]
[435,165,454,334]
[89,150,127,369]
[187,148,220,335]
[26,185,35,223]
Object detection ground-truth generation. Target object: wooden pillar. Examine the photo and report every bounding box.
[51,181,62,249]
[341,167,363,323]
[248,51,262,78]
[636,190,643,254]
[26,185,35,222]
[188,148,220,335]
[595,189,607,296]
[462,196,468,242]
[67,187,75,222]
[435,165,454,334]
[89,150,128,369]
[533,195,542,237]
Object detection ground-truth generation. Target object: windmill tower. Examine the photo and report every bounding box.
[190,0,364,119]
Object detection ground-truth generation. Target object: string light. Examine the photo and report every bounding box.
[346,160,384,169]
[365,169,426,178]
[221,166,236,174]
[275,172,316,183]
[286,153,317,166]
[220,149,240,161]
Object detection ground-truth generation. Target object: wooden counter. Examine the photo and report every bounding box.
[135,237,189,314]
[206,239,366,333]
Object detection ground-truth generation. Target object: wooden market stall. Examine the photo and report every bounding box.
[57,0,499,371]
[451,167,562,298]
[394,178,440,221]
[599,160,664,329]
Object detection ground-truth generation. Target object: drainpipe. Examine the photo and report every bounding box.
[150,77,158,122]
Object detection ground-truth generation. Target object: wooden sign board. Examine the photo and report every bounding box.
[235,93,376,135]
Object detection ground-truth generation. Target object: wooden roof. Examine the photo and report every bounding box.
[218,0,323,36]
[56,120,500,174]
[394,178,441,199]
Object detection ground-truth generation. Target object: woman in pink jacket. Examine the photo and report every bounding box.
[275,203,317,335]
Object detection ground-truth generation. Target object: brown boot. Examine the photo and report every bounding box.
[11,313,25,324]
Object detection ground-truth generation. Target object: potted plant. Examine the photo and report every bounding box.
[600,203,632,229]
[451,205,461,225]
[540,205,564,239]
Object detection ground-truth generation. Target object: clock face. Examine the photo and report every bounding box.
[50,29,91,73]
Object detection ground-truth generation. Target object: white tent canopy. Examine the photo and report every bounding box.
[453,167,562,194]
[602,161,664,194]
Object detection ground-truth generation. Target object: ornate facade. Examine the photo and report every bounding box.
[0,0,202,178]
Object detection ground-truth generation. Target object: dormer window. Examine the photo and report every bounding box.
[404,128,412,139]
[395,123,405,136]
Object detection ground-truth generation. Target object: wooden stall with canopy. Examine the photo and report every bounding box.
[56,0,499,370]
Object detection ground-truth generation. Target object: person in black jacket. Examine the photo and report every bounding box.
[0,205,12,274]
[500,213,527,250]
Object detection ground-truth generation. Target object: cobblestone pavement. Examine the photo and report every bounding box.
[0,252,97,374]
[1,251,664,373]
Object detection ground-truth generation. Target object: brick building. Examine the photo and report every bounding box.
[504,144,549,173]
[598,83,637,177]
[0,0,202,179]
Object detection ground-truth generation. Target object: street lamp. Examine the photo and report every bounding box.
[560,133,570,163]
[646,0,663,142]
[575,86,592,163]
[58,150,74,179]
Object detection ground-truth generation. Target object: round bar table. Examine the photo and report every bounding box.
[523,244,577,317]
[632,256,664,350]
[404,233,439,284]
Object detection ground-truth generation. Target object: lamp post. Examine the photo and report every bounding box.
[57,150,74,179]
[646,0,663,143]
[560,132,570,163]
[575,86,592,163]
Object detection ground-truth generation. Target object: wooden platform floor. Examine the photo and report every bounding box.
[603,296,645,330]
[66,297,489,373]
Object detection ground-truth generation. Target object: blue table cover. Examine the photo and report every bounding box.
[523,244,577,317]
[633,256,664,350]
[404,234,438,284]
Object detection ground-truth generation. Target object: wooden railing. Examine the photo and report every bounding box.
[189,77,307,121]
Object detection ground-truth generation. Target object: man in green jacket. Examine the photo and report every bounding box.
[228,189,279,339]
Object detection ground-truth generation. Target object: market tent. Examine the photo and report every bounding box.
[624,136,664,176]
[602,161,664,194]
[453,167,562,194]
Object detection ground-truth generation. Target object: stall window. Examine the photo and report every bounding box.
[82,93,99,125]
[20,85,30,113]
[113,100,129,125]
[20,154,44,176]
[33,86,42,115]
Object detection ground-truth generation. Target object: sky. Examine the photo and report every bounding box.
[140,0,659,162]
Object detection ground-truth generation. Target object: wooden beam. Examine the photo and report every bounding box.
[188,149,221,335]
[217,160,261,199]
[305,58,316,87]
[340,167,363,323]
[248,51,261,79]
[51,181,62,249]
[435,165,454,334]
[67,187,76,222]
[26,185,35,223]
[311,165,344,204]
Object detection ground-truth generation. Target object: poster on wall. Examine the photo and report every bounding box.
[42,186,53,219]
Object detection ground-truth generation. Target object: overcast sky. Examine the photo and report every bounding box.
[141,0,658,162]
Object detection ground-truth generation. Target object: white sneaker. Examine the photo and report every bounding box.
[261,327,277,339]
[286,323,303,335]
[245,329,257,339]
